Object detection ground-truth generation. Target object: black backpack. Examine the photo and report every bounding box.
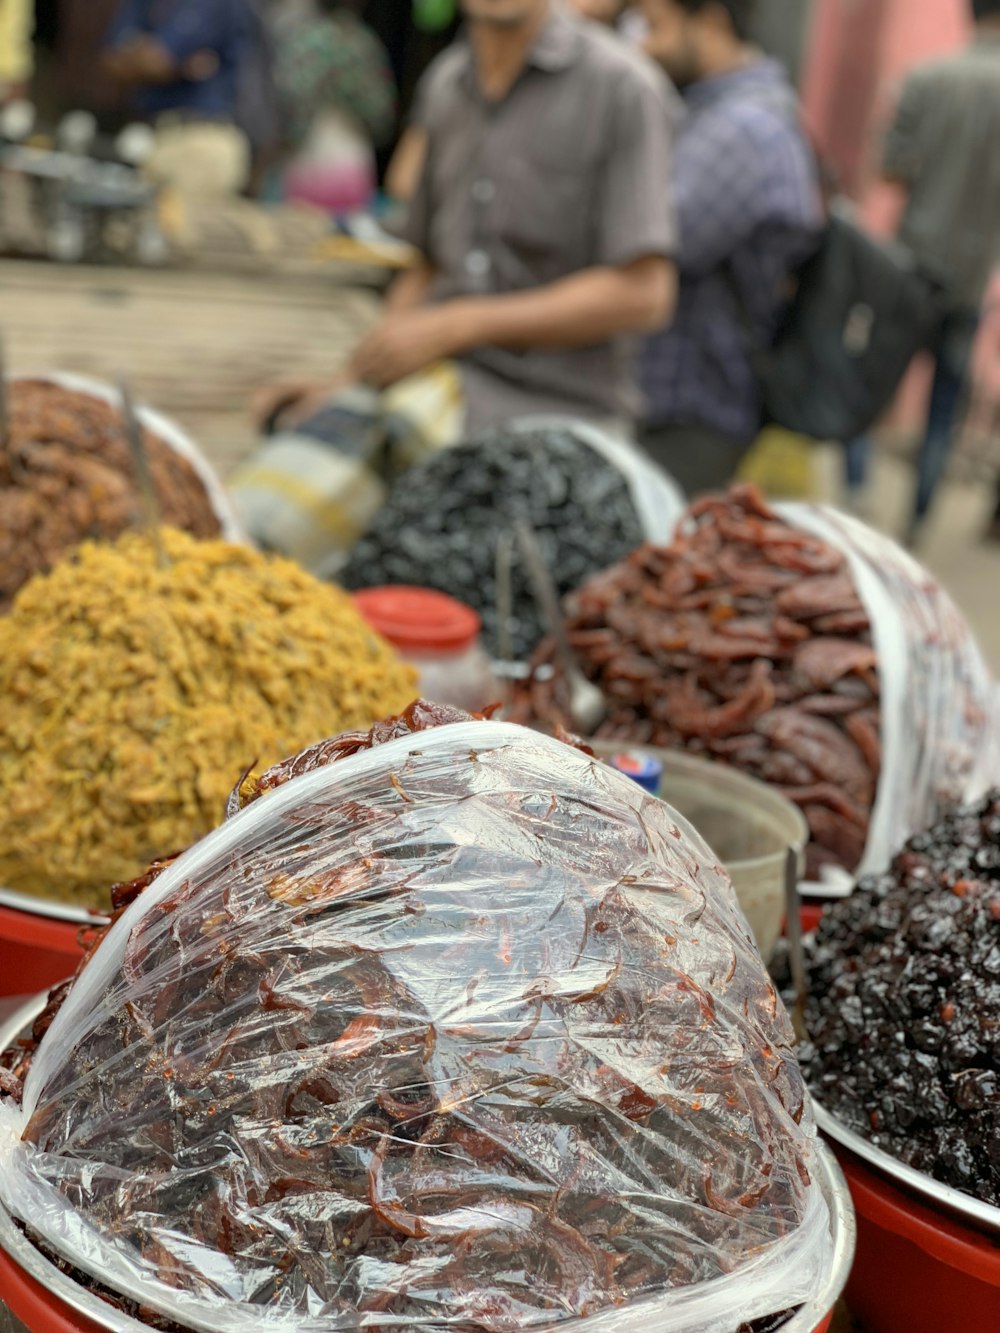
[745,199,946,442]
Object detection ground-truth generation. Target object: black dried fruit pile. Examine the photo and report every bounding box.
[339,425,644,658]
[800,791,1000,1205]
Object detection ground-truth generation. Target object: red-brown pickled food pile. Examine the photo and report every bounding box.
[514,486,880,878]
[1,701,817,1332]
[0,379,222,611]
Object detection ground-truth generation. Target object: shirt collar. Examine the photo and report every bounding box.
[683,56,784,110]
[527,3,584,74]
[458,2,583,93]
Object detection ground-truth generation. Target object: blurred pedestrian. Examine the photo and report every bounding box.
[879,0,1000,544]
[275,0,396,212]
[261,0,681,435]
[103,0,258,197]
[567,0,628,24]
[637,0,823,495]
[0,0,33,103]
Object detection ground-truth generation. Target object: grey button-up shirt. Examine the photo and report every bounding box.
[884,34,1000,312]
[402,5,680,432]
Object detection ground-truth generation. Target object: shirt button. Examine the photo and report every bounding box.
[471,178,495,204]
[465,249,491,277]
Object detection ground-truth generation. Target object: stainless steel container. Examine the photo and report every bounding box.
[814,1099,1000,1236]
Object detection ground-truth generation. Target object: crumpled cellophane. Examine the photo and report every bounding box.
[0,709,832,1332]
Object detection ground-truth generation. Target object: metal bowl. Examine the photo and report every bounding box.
[814,1098,1000,1236]
[0,885,103,926]
[0,996,853,1333]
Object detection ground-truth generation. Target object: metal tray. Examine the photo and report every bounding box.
[0,885,107,926]
[814,1097,1000,1236]
[0,995,854,1332]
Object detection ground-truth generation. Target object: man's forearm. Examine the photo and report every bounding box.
[445,259,675,354]
[385,258,437,313]
[104,37,177,85]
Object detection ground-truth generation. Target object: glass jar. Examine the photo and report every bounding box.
[353,586,500,713]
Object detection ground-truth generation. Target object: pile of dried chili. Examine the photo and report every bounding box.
[0,702,832,1332]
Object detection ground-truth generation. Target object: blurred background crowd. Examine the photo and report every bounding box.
[1,0,999,655]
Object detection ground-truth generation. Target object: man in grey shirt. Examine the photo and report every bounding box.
[268,0,680,434]
[879,0,1000,540]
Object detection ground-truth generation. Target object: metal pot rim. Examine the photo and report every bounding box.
[814,1097,1000,1236]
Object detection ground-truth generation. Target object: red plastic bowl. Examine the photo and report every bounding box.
[833,1142,1000,1333]
[0,1240,115,1331]
[799,900,825,935]
[0,905,87,997]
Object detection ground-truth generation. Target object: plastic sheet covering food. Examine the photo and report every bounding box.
[0,704,832,1332]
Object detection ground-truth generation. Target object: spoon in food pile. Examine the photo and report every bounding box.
[0,338,7,451]
[515,519,606,735]
[783,846,809,1042]
[119,377,168,569]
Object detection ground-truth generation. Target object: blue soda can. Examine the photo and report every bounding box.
[609,751,662,797]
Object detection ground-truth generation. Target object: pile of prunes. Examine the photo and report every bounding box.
[799,791,1000,1205]
[339,423,645,658]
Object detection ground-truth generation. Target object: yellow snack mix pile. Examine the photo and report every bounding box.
[0,528,418,908]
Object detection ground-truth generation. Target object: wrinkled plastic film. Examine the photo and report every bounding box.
[1,722,832,1331]
[782,504,1000,877]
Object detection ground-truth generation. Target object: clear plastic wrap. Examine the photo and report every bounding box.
[779,503,1000,881]
[0,709,832,1332]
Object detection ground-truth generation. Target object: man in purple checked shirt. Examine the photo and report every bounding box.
[637,0,823,496]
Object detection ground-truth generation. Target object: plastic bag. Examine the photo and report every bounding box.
[779,502,1000,882]
[0,707,831,1332]
[230,365,465,571]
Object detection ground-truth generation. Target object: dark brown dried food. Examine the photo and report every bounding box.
[0,378,222,611]
[2,701,819,1331]
[797,791,1000,1206]
[511,486,880,876]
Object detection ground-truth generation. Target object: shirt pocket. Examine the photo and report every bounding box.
[494,153,597,277]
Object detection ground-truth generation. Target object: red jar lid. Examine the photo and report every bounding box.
[353,586,481,654]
